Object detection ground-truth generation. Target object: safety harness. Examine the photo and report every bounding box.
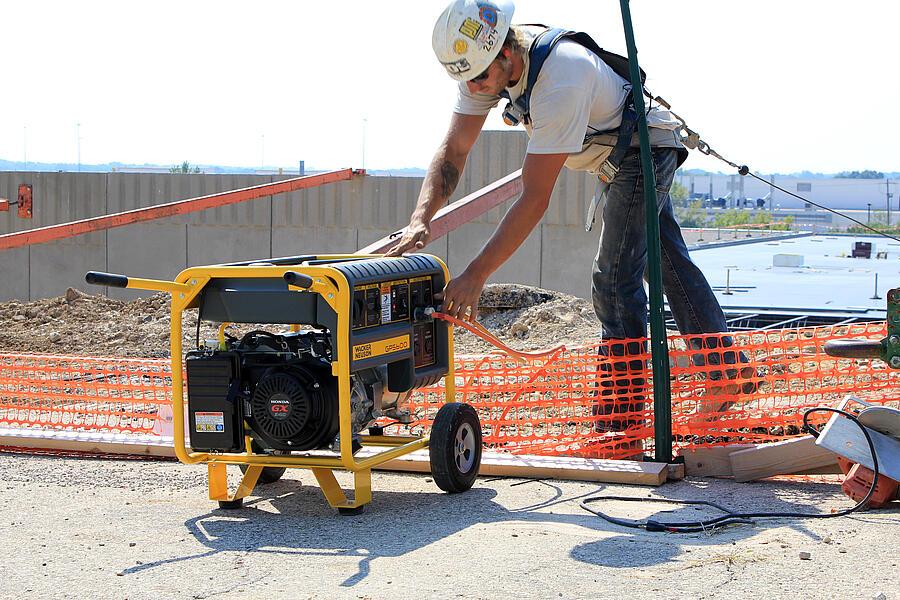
[498,27,648,231]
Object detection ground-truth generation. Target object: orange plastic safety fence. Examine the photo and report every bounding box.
[406,321,899,459]
[0,353,173,434]
[1,321,897,461]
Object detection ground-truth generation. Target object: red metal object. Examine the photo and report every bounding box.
[358,169,523,255]
[0,199,9,212]
[17,184,32,219]
[837,457,900,508]
[0,170,361,251]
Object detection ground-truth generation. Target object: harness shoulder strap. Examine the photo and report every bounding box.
[501,27,645,127]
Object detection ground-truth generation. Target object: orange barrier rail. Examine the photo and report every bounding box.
[0,169,362,251]
[358,170,522,255]
[1,322,897,459]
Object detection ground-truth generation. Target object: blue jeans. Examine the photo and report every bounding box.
[589,149,738,434]
[591,147,728,339]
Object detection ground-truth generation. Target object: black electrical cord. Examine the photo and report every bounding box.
[580,407,880,533]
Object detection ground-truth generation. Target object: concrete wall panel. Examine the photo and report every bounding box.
[0,246,30,301]
[540,224,599,299]
[106,222,188,300]
[275,179,358,229]
[273,226,359,258]
[31,172,107,228]
[30,231,107,300]
[447,221,541,286]
[188,223,272,267]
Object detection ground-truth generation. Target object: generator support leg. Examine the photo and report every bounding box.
[208,462,262,503]
[312,468,372,513]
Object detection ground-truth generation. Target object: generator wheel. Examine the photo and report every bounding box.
[429,402,482,493]
[217,498,243,510]
[239,442,287,484]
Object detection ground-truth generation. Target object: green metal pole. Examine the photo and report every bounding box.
[618,0,673,463]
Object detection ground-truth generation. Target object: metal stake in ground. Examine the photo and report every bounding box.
[619,0,673,463]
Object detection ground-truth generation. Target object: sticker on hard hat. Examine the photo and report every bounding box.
[454,39,469,54]
[478,5,498,28]
[459,17,483,40]
[476,26,498,52]
[442,57,472,75]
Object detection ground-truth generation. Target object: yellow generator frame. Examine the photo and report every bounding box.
[86,254,477,515]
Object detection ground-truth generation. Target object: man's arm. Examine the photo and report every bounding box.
[439,151,569,320]
[385,112,487,256]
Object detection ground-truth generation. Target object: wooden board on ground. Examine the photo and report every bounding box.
[729,435,839,482]
[681,444,753,477]
[0,428,176,458]
[378,450,668,486]
[0,429,667,486]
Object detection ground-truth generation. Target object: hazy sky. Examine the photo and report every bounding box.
[3,1,898,174]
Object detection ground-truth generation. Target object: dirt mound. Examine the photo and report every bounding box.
[462,284,600,354]
[0,284,602,358]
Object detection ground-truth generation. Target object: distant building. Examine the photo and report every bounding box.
[676,173,897,212]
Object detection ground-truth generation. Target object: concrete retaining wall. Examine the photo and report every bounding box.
[1,130,660,302]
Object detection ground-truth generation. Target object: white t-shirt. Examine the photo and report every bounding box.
[454,28,682,175]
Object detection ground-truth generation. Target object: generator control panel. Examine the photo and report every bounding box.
[330,254,449,391]
[352,276,435,367]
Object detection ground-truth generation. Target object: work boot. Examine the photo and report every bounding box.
[591,340,647,433]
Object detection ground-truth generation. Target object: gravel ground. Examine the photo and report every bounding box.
[0,453,897,600]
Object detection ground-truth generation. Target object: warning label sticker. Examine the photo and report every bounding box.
[381,283,392,324]
[195,411,225,433]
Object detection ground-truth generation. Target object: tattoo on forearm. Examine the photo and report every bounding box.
[439,161,460,198]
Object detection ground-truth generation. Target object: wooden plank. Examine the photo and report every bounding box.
[666,463,686,481]
[681,445,753,477]
[0,429,176,458]
[729,436,839,482]
[795,464,843,475]
[816,414,900,481]
[377,450,667,486]
[0,430,666,486]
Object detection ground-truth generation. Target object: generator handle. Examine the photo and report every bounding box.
[823,339,884,359]
[283,271,314,289]
[85,271,129,288]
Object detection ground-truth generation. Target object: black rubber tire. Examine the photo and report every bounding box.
[429,402,482,493]
[239,441,287,484]
[217,498,244,510]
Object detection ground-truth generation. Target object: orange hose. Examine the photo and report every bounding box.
[431,311,566,362]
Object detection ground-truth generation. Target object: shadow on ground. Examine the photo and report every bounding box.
[117,472,900,585]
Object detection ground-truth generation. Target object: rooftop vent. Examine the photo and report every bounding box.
[773,253,804,268]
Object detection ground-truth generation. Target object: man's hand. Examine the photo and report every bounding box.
[438,267,488,321]
[385,220,431,257]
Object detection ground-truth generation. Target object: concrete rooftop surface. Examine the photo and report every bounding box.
[690,234,900,317]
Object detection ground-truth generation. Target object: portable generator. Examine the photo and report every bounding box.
[85,254,482,514]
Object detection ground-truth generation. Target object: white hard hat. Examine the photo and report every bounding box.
[432,0,515,82]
